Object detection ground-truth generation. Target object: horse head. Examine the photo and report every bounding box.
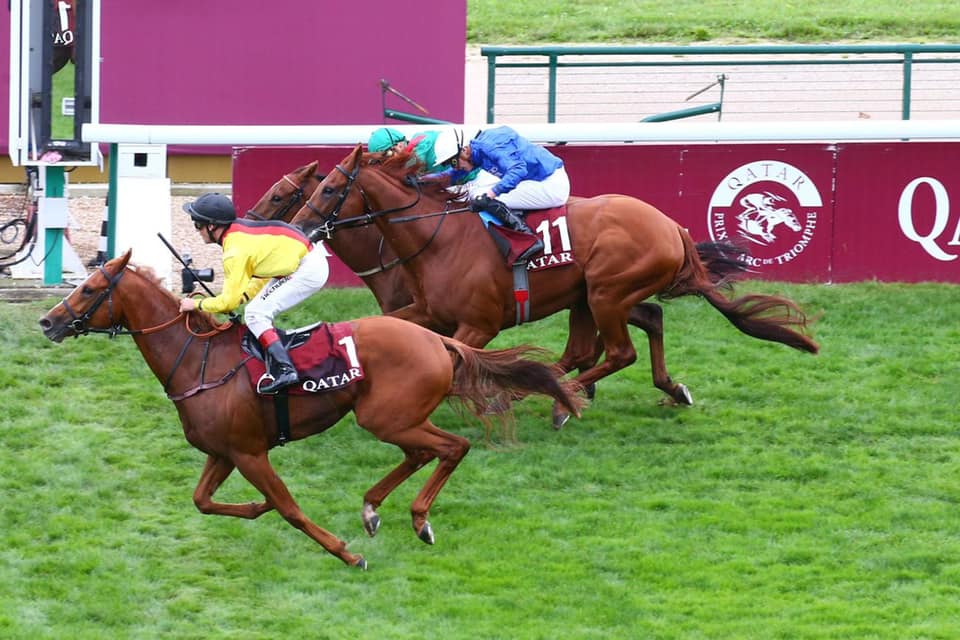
[290,144,427,242]
[246,161,324,223]
[39,249,133,342]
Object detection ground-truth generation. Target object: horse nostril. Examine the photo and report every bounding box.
[38,318,50,330]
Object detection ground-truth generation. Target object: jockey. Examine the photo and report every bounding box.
[431,126,571,263]
[367,127,446,173]
[178,193,331,394]
[369,127,497,197]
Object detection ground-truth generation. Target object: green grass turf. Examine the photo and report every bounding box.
[4,280,960,638]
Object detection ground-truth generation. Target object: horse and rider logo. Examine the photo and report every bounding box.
[735,192,802,246]
[707,160,823,270]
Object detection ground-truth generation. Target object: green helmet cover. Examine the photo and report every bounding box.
[368,127,406,152]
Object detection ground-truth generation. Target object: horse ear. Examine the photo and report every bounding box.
[306,160,319,173]
[115,248,133,271]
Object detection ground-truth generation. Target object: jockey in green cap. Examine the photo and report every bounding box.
[367,127,406,153]
[367,127,445,174]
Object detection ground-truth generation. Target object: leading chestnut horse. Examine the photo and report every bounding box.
[38,250,582,569]
[290,145,819,426]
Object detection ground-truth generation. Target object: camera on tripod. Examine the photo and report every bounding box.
[181,253,214,294]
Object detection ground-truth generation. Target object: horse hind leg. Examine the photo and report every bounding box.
[193,454,274,519]
[232,452,367,569]
[628,302,693,405]
[377,421,470,545]
[361,447,436,538]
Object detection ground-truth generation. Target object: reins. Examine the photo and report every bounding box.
[60,264,244,399]
[302,162,462,275]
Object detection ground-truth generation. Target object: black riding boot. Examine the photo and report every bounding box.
[259,341,300,394]
[480,197,544,263]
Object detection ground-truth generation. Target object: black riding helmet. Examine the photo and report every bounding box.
[183,193,237,225]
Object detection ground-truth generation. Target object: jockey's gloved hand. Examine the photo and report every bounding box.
[470,194,492,212]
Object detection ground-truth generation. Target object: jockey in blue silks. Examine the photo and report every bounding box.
[431,126,571,263]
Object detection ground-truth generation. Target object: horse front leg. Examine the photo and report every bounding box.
[192,454,274,519]
[361,448,436,538]
[628,302,692,405]
[552,302,601,429]
[232,452,366,569]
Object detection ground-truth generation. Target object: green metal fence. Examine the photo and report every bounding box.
[481,44,960,123]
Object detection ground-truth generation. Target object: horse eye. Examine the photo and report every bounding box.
[270,195,282,203]
[322,186,335,195]
[81,286,93,295]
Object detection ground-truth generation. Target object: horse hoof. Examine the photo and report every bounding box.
[552,412,571,430]
[417,521,435,545]
[585,382,597,400]
[677,384,693,405]
[353,556,368,571]
[362,503,381,537]
[363,513,381,537]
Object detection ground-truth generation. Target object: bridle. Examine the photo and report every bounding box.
[245,173,313,222]
[59,265,128,337]
[302,161,422,243]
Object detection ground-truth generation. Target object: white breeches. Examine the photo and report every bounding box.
[244,246,330,338]
[496,166,570,210]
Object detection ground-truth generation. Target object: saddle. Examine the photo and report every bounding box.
[240,321,364,396]
[482,205,577,325]
[483,205,575,271]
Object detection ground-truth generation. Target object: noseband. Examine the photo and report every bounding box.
[60,265,126,337]
[245,174,307,222]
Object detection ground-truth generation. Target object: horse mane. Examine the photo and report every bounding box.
[127,263,224,332]
[367,148,467,207]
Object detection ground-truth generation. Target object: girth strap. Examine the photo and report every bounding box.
[274,390,291,446]
[512,263,531,325]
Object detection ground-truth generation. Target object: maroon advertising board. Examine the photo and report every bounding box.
[833,142,960,283]
[232,141,960,286]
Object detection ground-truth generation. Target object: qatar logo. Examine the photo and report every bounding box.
[707,160,823,269]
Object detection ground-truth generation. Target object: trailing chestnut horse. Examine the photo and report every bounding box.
[38,250,582,569]
[245,162,413,314]
[290,145,819,426]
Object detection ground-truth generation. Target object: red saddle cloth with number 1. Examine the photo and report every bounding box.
[240,321,365,396]
[485,205,577,270]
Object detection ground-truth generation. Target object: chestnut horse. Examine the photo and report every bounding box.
[245,161,601,406]
[245,162,413,314]
[39,250,582,569]
[290,145,819,426]
[247,160,606,411]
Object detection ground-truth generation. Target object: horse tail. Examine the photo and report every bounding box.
[695,240,750,287]
[441,338,585,417]
[660,228,820,354]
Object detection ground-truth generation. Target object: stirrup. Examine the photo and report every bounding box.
[258,370,299,395]
[257,372,277,394]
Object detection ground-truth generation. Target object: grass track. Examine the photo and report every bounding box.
[4,281,960,638]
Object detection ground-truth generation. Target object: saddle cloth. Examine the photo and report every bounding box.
[483,205,576,271]
[240,320,365,395]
